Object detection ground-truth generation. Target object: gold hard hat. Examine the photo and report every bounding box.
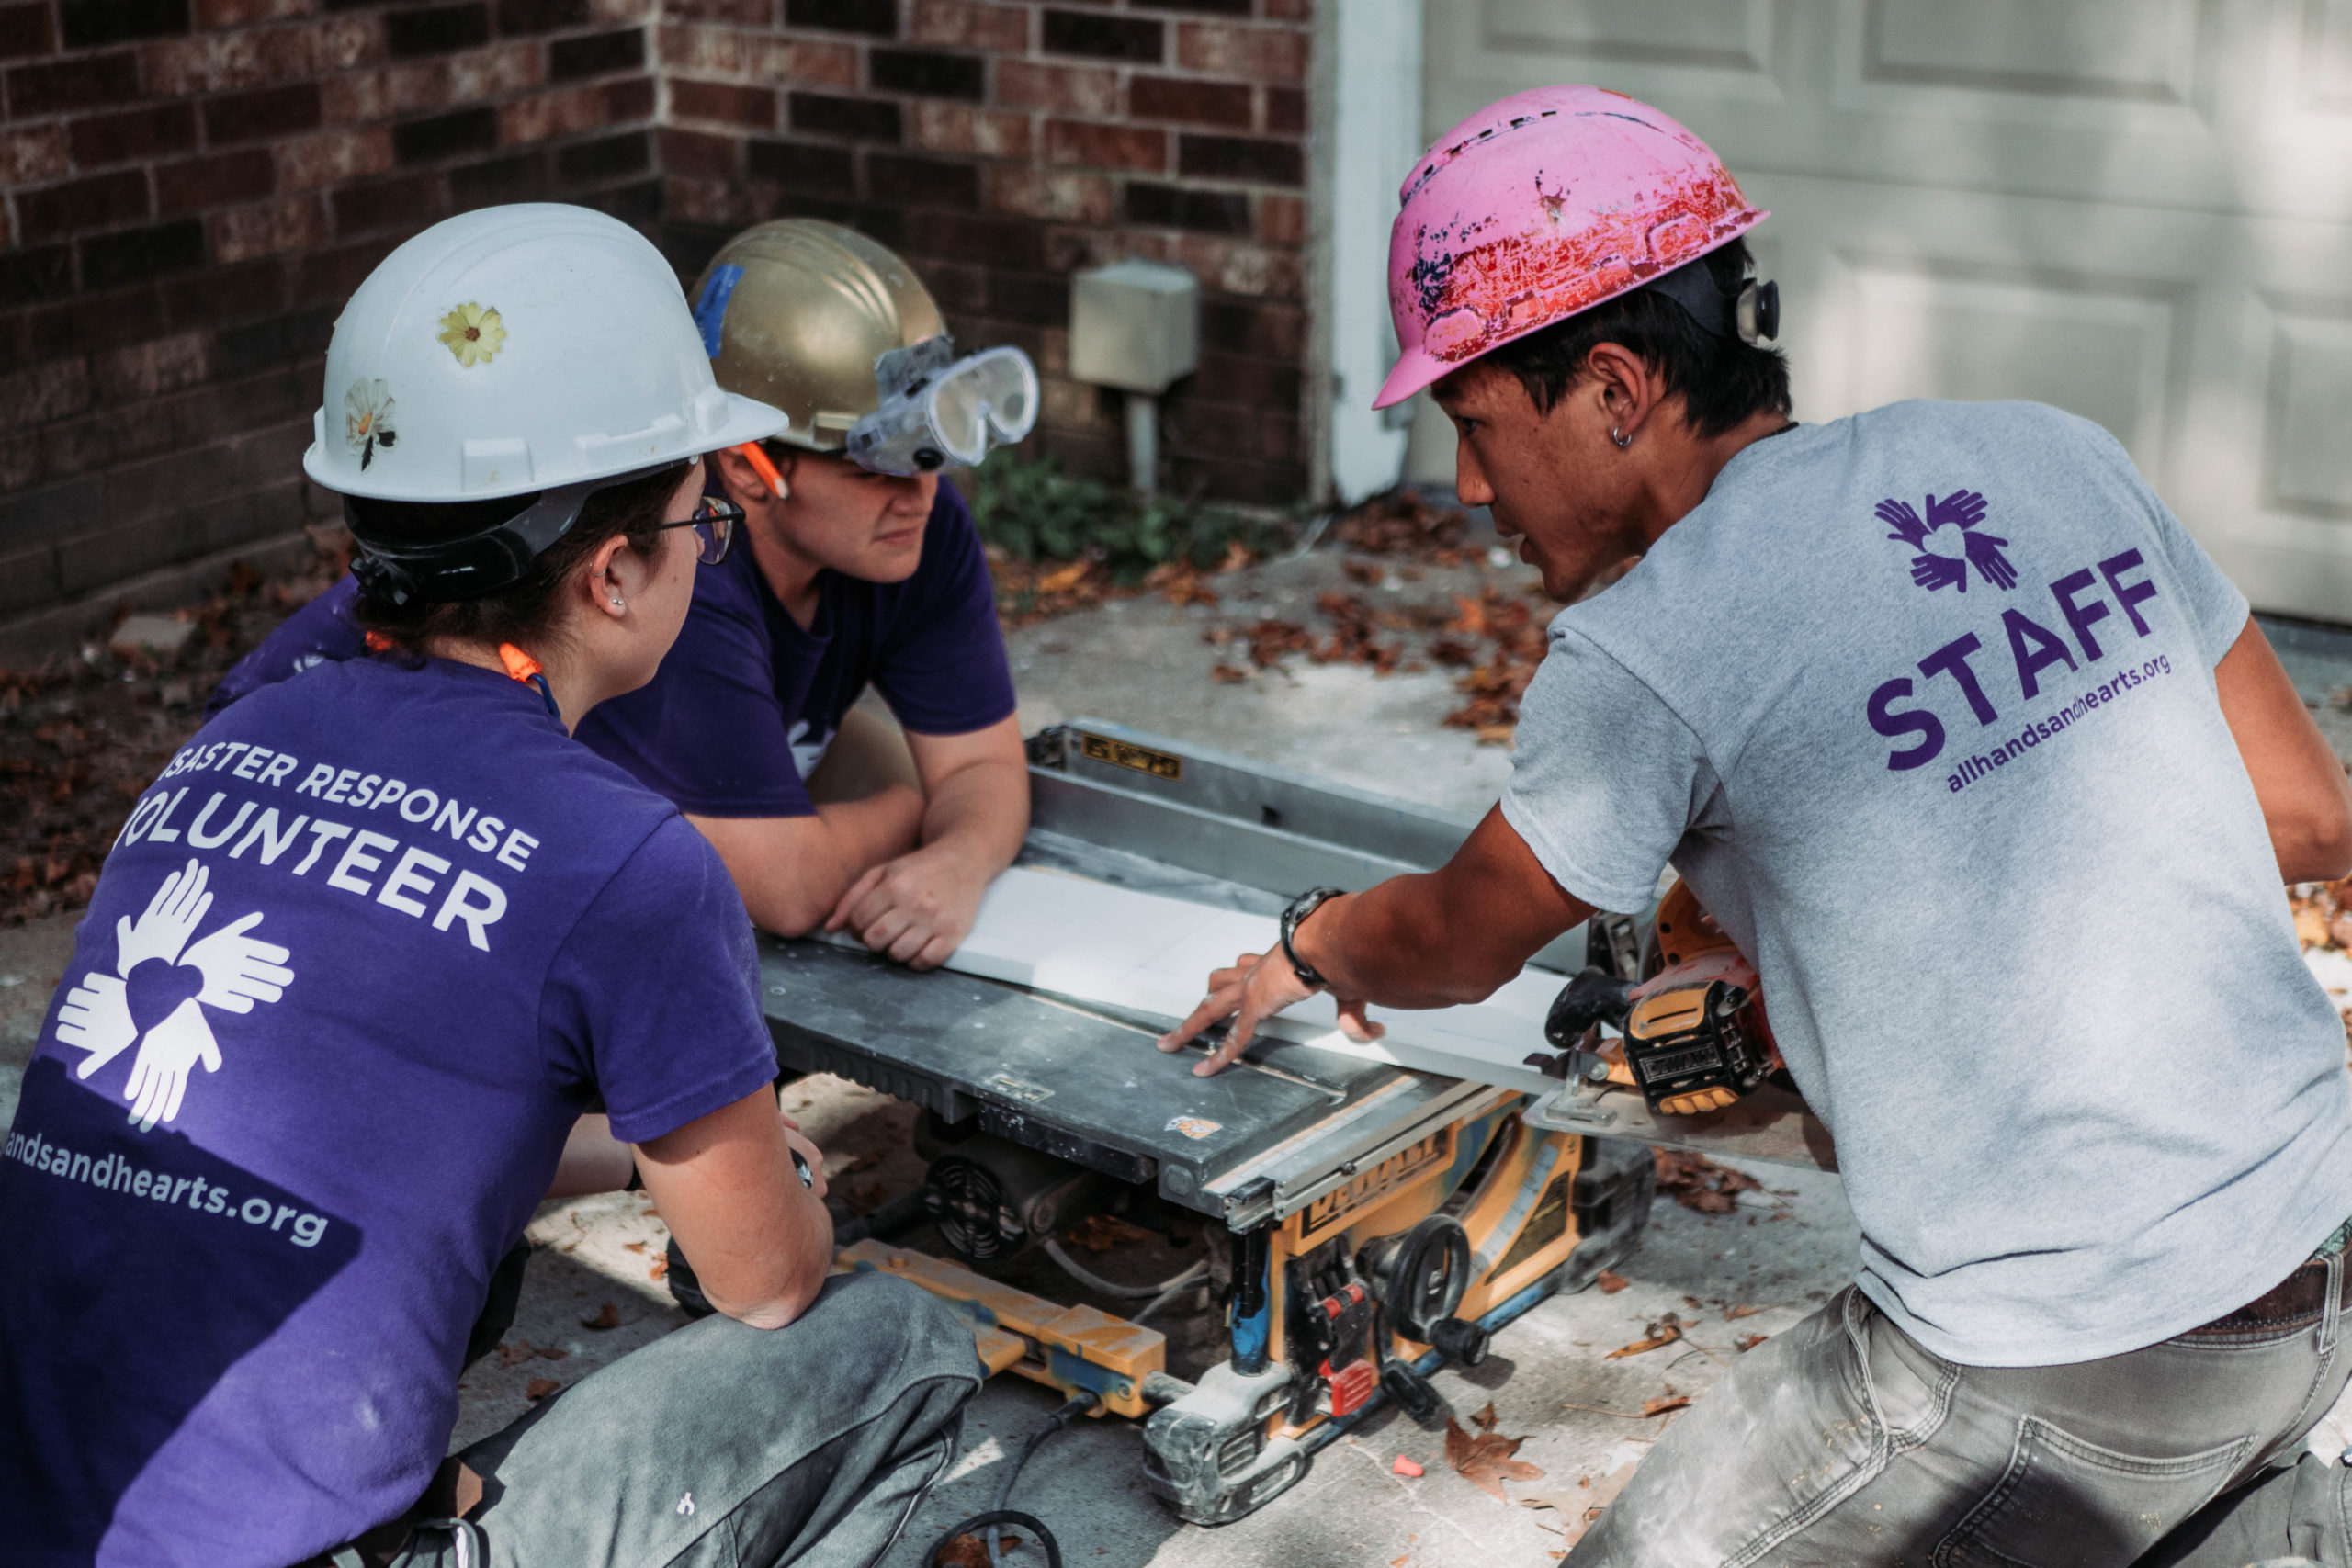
[690,220,946,453]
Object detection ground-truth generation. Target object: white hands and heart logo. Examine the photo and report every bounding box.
[53,857,294,1133]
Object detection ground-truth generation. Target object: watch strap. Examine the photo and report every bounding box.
[1280,886,1346,990]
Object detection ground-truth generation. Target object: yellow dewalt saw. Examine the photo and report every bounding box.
[1534,881,1785,1117]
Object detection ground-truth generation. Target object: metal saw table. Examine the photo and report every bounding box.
[752,719,1832,1524]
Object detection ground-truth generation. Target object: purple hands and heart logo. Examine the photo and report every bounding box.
[1876,490,2017,592]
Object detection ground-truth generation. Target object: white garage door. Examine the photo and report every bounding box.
[1412,0,2352,621]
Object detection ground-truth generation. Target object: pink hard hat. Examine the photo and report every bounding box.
[1373,85,1767,410]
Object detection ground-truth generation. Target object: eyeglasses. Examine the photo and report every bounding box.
[661,493,742,565]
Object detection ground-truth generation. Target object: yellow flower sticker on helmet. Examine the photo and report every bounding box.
[436,302,506,367]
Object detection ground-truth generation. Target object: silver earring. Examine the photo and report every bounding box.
[1611,426,1632,448]
[610,596,624,608]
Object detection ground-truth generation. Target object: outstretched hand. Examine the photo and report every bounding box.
[1155,951,1384,1077]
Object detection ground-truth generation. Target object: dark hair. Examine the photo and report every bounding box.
[1480,241,1791,438]
[350,460,690,651]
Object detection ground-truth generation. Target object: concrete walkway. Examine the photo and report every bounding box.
[6,538,2352,1562]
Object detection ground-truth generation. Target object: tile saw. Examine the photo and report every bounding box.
[746,720,1836,1526]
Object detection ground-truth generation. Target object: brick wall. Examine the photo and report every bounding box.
[0,0,1317,649]
[638,0,1310,503]
[0,0,663,643]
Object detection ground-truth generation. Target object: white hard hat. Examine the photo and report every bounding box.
[303,203,786,502]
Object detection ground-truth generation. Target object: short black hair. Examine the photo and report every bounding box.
[1477,240,1791,438]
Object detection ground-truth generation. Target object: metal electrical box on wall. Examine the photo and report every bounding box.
[1069,260,1200,394]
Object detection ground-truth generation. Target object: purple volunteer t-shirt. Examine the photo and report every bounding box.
[0,657,778,1566]
[576,479,1017,817]
[208,481,1019,820]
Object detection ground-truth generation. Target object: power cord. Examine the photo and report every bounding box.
[923,1391,1098,1568]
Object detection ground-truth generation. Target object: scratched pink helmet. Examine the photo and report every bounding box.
[1373,85,1769,410]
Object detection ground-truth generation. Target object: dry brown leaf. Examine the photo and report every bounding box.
[1036,561,1089,594]
[936,1533,1024,1568]
[1390,1557,1410,1567]
[1209,663,1250,683]
[648,1255,667,1280]
[1641,1394,1690,1416]
[1605,1315,1684,1359]
[1559,1462,1641,1547]
[495,1339,536,1367]
[1655,1148,1762,1214]
[1596,1269,1630,1294]
[1736,1334,1768,1352]
[1724,1304,1758,1320]
[581,1302,621,1331]
[525,1378,560,1400]
[1444,1416,1544,1502]
[1473,1401,1498,1433]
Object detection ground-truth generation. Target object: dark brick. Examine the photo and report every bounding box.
[157,256,283,333]
[68,104,198,168]
[155,150,275,218]
[904,209,1033,269]
[580,175,660,225]
[1041,9,1159,62]
[1265,85,1305,134]
[289,237,397,306]
[669,78,774,128]
[555,128,647,184]
[393,106,499,164]
[1130,74,1250,128]
[866,152,978,209]
[495,0,587,31]
[603,74,654,119]
[59,0,187,49]
[448,148,548,206]
[657,127,740,180]
[202,84,322,146]
[0,246,71,309]
[788,91,900,141]
[6,51,140,118]
[782,197,904,250]
[0,2,52,59]
[80,220,204,291]
[1151,0,1250,11]
[870,48,983,100]
[1178,132,1301,186]
[1203,298,1302,358]
[1123,180,1247,234]
[549,26,643,79]
[17,172,149,244]
[211,302,336,378]
[386,3,491,57]
[333,172,447,233]
[746,138,853,192]
[1193,349,1297,406]
[785,0,895,36]
[658,220,736,277]
[989,271,1066,325]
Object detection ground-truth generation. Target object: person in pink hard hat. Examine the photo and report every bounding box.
[1161,85,2352,1564]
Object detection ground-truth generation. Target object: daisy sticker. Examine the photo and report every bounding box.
[343,378,396,470]
[436,302,506,367]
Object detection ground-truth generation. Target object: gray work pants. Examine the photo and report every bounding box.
[381,1271,979,1568]
[1571,1252,2352,1567]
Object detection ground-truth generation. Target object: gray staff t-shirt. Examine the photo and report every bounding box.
[1503,399,2352,1367]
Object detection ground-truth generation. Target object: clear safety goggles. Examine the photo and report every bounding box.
[845,338,1038,477]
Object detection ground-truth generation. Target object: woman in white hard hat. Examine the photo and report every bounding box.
[0,204,977,1568]
[215,218,1039,974]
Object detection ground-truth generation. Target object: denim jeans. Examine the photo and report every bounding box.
[360,1270,980,1568]
[1570,1234,2352,1567]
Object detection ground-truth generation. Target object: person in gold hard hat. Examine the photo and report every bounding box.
[215,219,1040,973]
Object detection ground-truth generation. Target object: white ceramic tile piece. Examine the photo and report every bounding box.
[922,867,1562,1092]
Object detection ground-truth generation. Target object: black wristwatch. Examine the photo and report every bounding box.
[1280,886,1347,990]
